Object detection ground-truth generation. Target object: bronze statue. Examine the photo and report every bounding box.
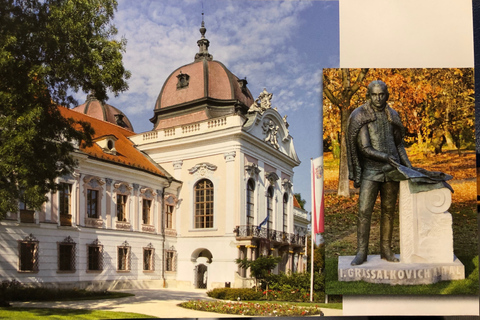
[347,80,453,266]
[347,80,412,266]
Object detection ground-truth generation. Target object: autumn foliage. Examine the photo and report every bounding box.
[323,68,474,156]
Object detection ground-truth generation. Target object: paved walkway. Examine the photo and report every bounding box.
[12,288,343,317]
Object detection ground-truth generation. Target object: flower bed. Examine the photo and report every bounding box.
[179,300,323,316]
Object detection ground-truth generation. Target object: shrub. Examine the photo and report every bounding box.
[264,272,325,302]
[207,288,263,301]
[0,280,117,303]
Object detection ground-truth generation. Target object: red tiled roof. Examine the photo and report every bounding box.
[59,106,167,178]
[293,195,302,209]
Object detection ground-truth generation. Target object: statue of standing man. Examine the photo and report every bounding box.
[347,80,412,266]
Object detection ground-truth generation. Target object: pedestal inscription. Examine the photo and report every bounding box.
[338,255,465,285]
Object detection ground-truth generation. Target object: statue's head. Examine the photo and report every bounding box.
[366,80,389,109]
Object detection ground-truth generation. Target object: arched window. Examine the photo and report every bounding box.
[246,179,255,226]
[283,193,288,233]
[194,179,214,229]
[266,186,274,231]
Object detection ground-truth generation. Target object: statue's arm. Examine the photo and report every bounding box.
[394,126,412,168]
[357,126,391,162]
[397,143,412,168]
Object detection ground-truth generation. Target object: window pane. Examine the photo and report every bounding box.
[20,242,36,271]
[87,190,98,218]
[194,179,214,229]
[88,246,102,271]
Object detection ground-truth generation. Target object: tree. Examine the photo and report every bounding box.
[236,255,281,291]
[0,0,130,218]
[323,68,369,197]
[294,193,306,210]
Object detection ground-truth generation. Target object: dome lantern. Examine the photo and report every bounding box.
[195,18,213,62]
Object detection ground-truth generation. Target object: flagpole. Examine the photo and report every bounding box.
[310,158,314,302]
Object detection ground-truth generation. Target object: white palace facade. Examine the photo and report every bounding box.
[0,23,309,290]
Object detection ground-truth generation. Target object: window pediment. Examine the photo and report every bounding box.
[188,163,217,177]
[265,172,279,186]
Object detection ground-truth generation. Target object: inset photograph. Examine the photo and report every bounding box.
[322,68,478,296]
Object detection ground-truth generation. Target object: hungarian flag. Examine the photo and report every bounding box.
[311,157,324,234]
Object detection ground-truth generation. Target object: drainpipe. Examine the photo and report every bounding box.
[161,177,173,288]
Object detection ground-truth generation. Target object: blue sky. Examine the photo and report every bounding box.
[78,0,339,212]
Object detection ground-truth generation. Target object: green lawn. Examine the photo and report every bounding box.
[0,307,155,319]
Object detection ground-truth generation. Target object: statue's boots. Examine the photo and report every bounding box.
[380,208,399,262]
[351,215,370,266]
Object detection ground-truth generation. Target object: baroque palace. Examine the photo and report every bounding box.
[0,23,309,290]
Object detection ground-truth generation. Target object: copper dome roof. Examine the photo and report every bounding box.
[154,60,254,111]
[73,94,134,132]
[150,22,254,130]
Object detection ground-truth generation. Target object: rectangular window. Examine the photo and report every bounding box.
[87,245,103,271]
[142,199,151,225]
[87,189,99,218]
[165,251,176,272]
[58,244,75,272]
[166,205,173,229]
[283,198,288,234]
[117,195,127,222]
[19,241,38,272]
[194,180,214,229]
[143,248,154,271]
[117,246,130,271]
[59,183,72,216]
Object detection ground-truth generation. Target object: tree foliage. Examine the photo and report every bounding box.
[293,193,306,210]
[236,255,281,290]
[0,0,130,217]
[323,68,369,197]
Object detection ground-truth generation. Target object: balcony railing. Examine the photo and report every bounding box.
[234,225,306,246]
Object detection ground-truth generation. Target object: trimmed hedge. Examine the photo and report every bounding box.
[206,288,263,301]
[0,280,128,304]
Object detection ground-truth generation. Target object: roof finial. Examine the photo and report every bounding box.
[195,4,213,62]
[200,4,206,39]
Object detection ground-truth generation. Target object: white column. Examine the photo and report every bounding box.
[172,161,182,236]
[224,151,236,235]
[105,178,113,228]
[133,184,140,231]
[45,192,52,222]
[75,174,82,227]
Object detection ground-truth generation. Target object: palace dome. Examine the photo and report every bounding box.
[73,94,134,132]
[151,21,254,130]
[154,60,254,111]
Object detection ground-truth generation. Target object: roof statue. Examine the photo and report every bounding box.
[262,119,280,149]
[248,88,274,114]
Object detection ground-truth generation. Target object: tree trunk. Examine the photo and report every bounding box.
[337,107,351,197]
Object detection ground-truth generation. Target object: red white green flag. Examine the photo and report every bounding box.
[311,157,324,234]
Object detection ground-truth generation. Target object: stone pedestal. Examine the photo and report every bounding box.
[338,180,465,285]
[399,181,454,263]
